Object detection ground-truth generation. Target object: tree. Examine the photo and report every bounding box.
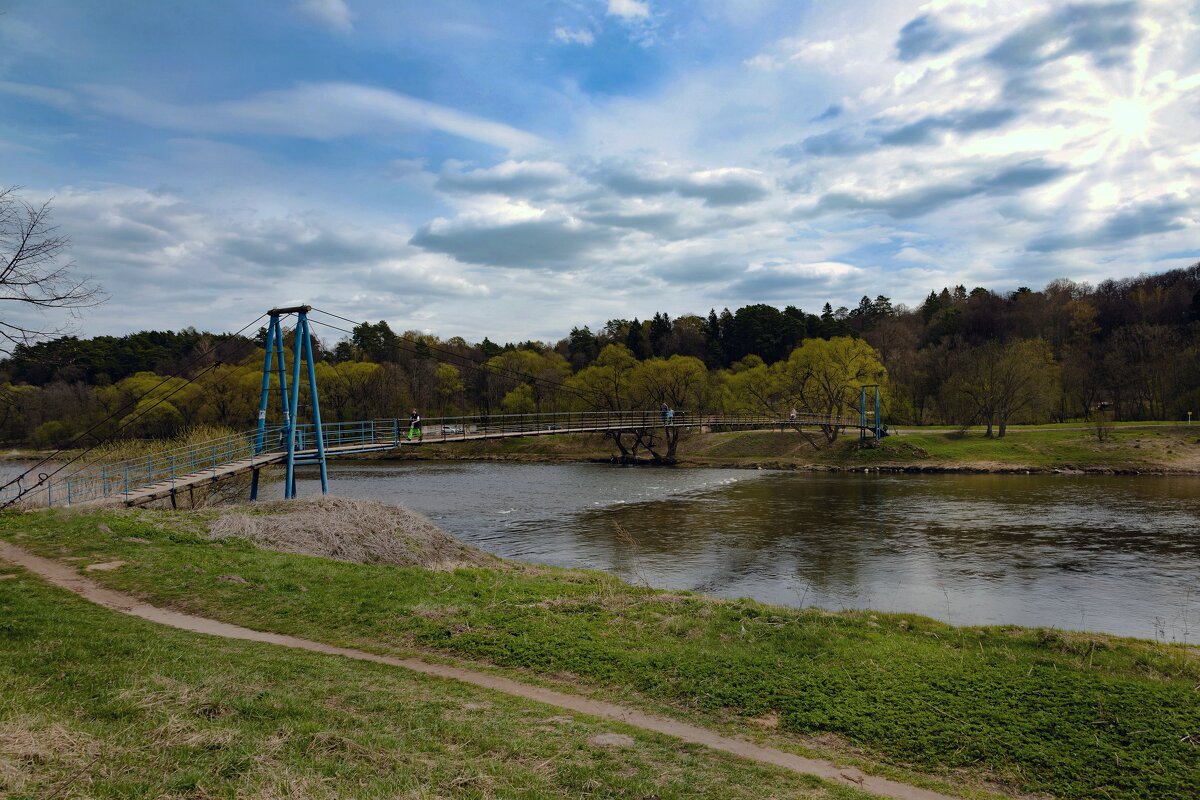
[1,187,103,353]
[722,356,784,415]
[779,337,888,442]
[350,320,398,362]
[726,304,799,364]
[565,326,599,371]
[564,344,639,412]
[629,355,709,462]
[434,362,465,415]
[564,344,639,457]
[484,348,570,412]
[943,339,1059,436]
[664,313,707,360]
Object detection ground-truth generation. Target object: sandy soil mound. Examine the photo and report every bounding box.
[206,496,500,571]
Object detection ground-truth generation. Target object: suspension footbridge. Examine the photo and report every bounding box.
[2,305,882,509]
[23,410,860,508]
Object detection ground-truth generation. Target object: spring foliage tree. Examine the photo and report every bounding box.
[722,337,887,443]
[780,337,888,441]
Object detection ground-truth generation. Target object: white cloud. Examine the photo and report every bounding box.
[1,184,493,338]
[607,0,651,22]
[0,80,77,111]
[553,27,595,46]
[82,82,545,152]
[297,0,354,33]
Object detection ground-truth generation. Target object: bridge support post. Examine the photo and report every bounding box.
[859,384,882,442]
[300,311,329,495]
[256,305,329,501]
[875,384,881,440]
[860,386,867,442]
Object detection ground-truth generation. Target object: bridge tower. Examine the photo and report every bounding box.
[859,384,881,442]
[250,305,329,500]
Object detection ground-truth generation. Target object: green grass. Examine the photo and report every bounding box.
[0,566,867,800]
[5,508,1199,799]
[838,425,1200,469]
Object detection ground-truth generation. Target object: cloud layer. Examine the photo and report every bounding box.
[0,0,1196,342]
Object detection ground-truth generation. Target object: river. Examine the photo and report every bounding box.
[275,461,1197,642]
[5,457,1196,641]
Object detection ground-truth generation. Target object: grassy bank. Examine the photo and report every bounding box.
[0,567,866,799]
[3,503,1198,799]
[396,423,1200,473]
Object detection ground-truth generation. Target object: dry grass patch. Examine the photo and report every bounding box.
[0,715,101,795]
[207,496,501,571]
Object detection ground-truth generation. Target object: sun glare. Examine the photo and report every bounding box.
[1106,97,1154,147]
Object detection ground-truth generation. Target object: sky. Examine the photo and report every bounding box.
[1,0,1198,344]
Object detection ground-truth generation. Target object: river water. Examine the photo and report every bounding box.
[275,461,1198,642]
[5,458,1196,641]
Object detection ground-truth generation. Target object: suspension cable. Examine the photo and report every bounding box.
[305,311,609,407]
[0,313,267,506]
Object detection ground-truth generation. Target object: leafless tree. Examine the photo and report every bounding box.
[0,186,105,354]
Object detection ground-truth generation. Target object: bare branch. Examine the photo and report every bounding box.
[0,187,106,354]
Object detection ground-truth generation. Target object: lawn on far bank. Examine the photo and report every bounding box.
[828,422,1200,470]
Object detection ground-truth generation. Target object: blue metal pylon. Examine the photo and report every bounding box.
[250,305,329,500]
[859,384,881,442]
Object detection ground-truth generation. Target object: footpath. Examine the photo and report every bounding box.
[1,540,959,800]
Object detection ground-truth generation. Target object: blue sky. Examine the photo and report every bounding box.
[2,0,1198,342]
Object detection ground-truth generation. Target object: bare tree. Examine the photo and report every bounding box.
[943,338,1060,436]
[0,186,104,354]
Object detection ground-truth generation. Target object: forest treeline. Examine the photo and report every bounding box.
[3,263,1199,448]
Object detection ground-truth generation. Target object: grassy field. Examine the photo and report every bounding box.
[3,505,1198,799]
[821,424,1200,470]
[400,423,1200,473]
[0,566,871,800]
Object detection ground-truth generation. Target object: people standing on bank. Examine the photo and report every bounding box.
[408,409,423,441]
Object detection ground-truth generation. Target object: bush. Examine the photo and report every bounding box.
[32,420,73,449]
[1090,409,1114,442]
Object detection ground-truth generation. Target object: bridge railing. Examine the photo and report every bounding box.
[10,425,286,508]
[296,410,703,450]
[293,410,858,450]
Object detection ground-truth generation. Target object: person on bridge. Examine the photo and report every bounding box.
[408,409,423,441]
[667,407,675,425]
[660,402,668,423]
[789,408,798,422]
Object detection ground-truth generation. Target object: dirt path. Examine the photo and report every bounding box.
[1,541,962,800]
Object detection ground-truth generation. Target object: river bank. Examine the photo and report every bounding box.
[378,423,1200,475]
[2,498,1196,799]
[1,552,856,800]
